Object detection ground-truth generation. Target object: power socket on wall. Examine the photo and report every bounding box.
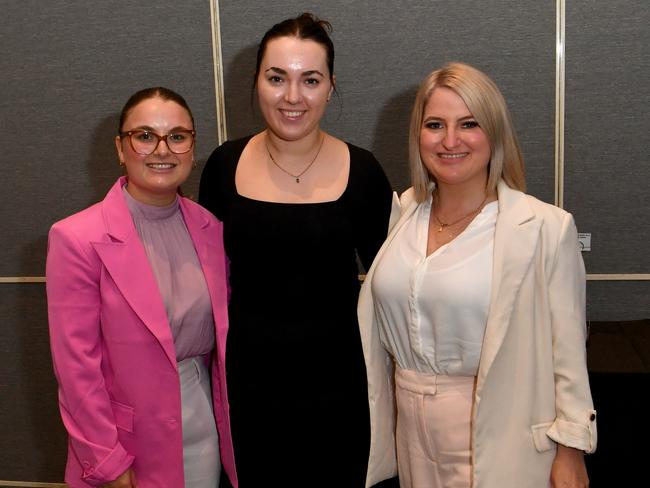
[578,233,591,252]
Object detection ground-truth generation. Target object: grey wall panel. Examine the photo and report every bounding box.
[587,281,650,322]
[1,1,220,482]
[219,0,556,199]
[2,1,646,483]
[564,0,650,274]
[0,284,66,482]
[1,2,218,276]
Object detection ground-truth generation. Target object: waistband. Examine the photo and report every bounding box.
[395,366,475,395]
[178,355,209,383]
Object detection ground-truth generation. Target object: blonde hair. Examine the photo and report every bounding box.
[408,62,526,202]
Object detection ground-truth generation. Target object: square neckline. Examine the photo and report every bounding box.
[233,137,353,206]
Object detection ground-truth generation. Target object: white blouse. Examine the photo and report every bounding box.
[371,198,498,376]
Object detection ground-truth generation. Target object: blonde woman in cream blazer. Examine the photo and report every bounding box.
[359,63,596,488]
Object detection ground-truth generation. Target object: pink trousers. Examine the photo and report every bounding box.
[395,367,475,488]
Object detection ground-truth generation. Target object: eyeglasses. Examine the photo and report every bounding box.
[119,129,196,155]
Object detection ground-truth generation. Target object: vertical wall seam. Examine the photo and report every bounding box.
[210,0,228,144]
[554,0,566,208]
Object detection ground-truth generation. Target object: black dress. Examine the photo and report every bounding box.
[199,136,392,487]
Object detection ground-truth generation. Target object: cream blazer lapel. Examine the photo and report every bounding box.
[359,188,419,487]
[90,178,177,370]
[477,181,541,390]
[359,188,418,379]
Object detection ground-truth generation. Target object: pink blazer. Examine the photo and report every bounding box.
[46,177,237,487]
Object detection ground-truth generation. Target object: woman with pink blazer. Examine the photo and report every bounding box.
[46,88,237,488]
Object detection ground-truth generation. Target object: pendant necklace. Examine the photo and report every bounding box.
[432,192,489,233]
[265,133,325,183]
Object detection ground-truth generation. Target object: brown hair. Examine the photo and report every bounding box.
[253,13,336,89]
[118,87,194,132]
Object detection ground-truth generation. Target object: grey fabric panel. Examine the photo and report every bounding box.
[0,284,67,482]
[564,0,650,273]
[219,0,556,199]
[587,281,650,322]
[0,1,645,483]
[1,2,218,276]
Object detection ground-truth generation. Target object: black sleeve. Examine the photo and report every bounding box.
[349,146,393,272]
[199,138,249,221]
[198,143,227,220]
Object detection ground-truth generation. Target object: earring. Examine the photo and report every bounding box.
[119,160,125,167]
[192,160,198,169]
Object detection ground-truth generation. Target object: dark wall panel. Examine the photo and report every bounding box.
[587,281,650,322]
[565,0,649,273]
[1,1,647,484]
[0,285,66,482]
[219,0,556,199]
[1,2,219,277]
[1,2,219,482]
[564,0,649,319]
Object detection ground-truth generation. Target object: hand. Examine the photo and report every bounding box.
[550,444,589,488]
[102,468,137,488]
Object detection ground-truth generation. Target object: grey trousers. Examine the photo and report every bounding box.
[178,356,221,488]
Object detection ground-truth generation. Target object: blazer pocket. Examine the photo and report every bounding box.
[111,400,135,433]
[530,422,555,452]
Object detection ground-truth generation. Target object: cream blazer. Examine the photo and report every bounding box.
[359,180,597,488]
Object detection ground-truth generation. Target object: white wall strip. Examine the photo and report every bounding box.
[554,0,566,208]
[0,277,46,283]
[587,274,650,281]
[2,275,650,283]
[358,274,650,282]
[209,0,228,144]
[0,482,65,487]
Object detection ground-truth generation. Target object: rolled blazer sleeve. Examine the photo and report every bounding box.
[545,213,597,453]
[46,223,134,485]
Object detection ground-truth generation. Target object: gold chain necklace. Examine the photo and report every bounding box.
[265,133,325,183]
[432,192,489,233]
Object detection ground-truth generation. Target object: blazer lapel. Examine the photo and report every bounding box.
[359,189,418,330]
[477,181,541,389]
[367,190,418,279]
[91,178,178,370]
[180,200,229,360]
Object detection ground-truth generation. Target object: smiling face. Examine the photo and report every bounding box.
[115,96,194,205]
[419,86,492,190]
[256,36,334,142]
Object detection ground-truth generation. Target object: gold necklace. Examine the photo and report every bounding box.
[432,193,489,233]
[265,133,325,183]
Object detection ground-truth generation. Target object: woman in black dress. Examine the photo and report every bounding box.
[199,13,392,487]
